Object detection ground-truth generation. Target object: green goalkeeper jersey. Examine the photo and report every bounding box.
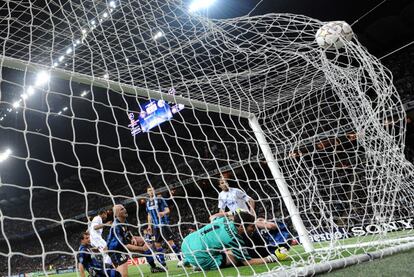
[182,216,251,269]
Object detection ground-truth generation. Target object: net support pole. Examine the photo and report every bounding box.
[248,115,314,253]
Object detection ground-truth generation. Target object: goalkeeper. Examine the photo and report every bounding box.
[181,211,279,271]
[209,211,291,260]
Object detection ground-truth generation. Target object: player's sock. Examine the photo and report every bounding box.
[144,249,157,268]
[156,247,166,266]
[172,244,182,260]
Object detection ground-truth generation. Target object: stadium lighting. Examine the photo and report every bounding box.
[66,47,73,54]
[21,93,28,100]
[58,111,62,115]
[0,149,12,163]
[62,107,68,111]
[58,56,64,62]
[75,39,81,45]
[12,100,21,108]
[189,0,216,12]
[82,29,87,34]
[91,19,96,26]
[53,62,58,67]
[35,71,50,87]
[153,31,164,40]
[27,86,35,95]
[81,90,89,97]
[0,117,3,121]
[103,73,109,79]
[109,1,116,8]
[103,12,108,18]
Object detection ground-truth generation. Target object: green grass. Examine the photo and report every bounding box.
[321,247,414,277]
[52,231,414,277]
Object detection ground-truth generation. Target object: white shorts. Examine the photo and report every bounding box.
[90,235,107,250]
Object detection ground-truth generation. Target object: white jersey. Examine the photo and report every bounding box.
[218,187,250,213]
[89,215,112,264]
[89,215,107,249]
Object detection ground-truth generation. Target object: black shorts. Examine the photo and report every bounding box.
[109,252,128,267]
[153,226,174,243]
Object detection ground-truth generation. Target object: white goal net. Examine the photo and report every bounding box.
[0,0,413,276]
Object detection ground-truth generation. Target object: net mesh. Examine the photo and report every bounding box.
[0,0,413,276]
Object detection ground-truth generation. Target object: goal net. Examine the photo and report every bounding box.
[0,0,413,276]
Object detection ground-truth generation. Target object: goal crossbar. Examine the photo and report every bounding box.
[0,55,253,119]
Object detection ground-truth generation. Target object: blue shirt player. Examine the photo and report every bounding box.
[77,232,120,277]
[107,204,148,277]
[146,186,182,268]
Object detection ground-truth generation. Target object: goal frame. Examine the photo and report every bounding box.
[0,54,314,253]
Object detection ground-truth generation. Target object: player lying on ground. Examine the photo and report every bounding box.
[181,211,280,271]
[77,231,121,277]
[146,186,182,272]
[107,204,149,277]
[210,211,292,260]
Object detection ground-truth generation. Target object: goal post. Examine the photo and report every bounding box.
[249,115,314,253]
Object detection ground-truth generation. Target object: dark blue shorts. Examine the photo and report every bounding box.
[154,226,174,243]
[109,252,128,267]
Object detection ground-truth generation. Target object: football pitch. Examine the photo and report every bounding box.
[53,231,414,277]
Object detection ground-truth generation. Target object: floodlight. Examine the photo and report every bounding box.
[35,71,50,87]
[0,149,12,163]
[189,0,216,12]
[153,31,164,40]
[27,86,35,95]
[12,100,20,108]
